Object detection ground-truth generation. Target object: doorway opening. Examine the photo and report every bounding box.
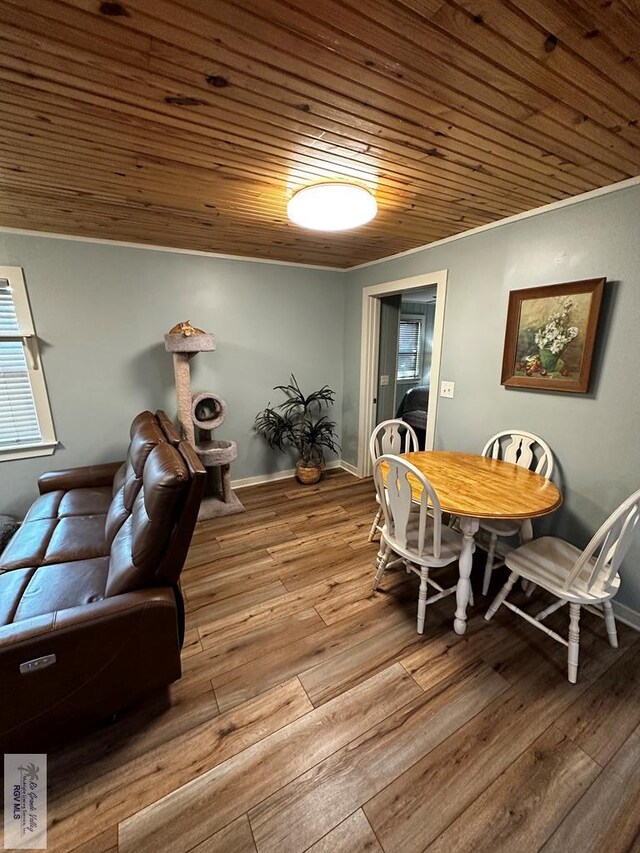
[356,271,447,477]
[376,286,437,450]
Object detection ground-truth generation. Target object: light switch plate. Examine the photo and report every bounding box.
[380,375,390,386]
[440,380,455,398]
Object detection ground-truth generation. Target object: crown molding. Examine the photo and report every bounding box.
[2,177,638,274]
[346,177,640,272]
[0,227,344,272]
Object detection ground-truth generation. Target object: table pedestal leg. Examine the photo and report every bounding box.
[520,518,533,543]
[454,516,479,635]
[520,518,535,595]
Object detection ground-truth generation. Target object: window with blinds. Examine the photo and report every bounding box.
[397,316,423,381]
[0,268,56,461]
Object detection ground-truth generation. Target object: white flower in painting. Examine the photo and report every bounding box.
[533,299,578,357]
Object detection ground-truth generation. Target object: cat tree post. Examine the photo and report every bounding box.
[164,323,244,520]
[171,352,196,444]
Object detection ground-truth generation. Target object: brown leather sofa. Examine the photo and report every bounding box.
[0,410,205,750]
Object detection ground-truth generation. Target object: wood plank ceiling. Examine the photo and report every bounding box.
[0,0,639,268]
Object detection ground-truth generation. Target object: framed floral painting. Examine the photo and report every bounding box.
[501,278,605,393]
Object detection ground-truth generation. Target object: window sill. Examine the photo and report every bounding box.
[0,441,58,463]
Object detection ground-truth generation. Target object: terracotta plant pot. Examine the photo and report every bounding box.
[296,461,322,484]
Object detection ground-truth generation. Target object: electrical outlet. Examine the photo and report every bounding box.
[380,375,390,386]
[440,380,455,398]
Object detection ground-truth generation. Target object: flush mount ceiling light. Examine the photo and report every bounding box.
[287,182,377,231]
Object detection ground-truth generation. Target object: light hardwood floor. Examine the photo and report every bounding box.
[46,470,640,853]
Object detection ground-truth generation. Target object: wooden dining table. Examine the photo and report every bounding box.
[392,451,562,635]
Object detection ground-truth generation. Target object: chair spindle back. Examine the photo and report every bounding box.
[369,419,420,465]
[373,454,442,559]
[482,430,554,479]
[564,488,640,592]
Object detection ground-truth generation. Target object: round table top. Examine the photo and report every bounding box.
[382,450,562,519]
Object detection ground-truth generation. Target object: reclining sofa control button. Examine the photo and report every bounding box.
[19,654,57,674]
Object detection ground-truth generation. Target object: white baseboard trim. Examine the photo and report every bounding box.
[339,459,360,477]
[232,460,343,490]
[612,600,640,632]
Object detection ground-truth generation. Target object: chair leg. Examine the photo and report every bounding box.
[567,603,581,684]
[372,545,390,591]
[602,600,619,649]
[417,567,429,634]
[482,533,498,596]
[368,508,382,542]
[535,598,566,622]
[485,570,518,621]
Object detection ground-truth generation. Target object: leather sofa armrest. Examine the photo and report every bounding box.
[38,461,125,494]
[0,588,176,649]
[0,589,180,749]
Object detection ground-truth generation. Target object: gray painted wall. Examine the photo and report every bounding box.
[0,233,344,516]
[342,186,640,612]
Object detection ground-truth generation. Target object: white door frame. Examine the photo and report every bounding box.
[356,270,448,477]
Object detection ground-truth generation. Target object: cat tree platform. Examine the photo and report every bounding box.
[195,438,243,519]
[163,332,216,353]
[164,322,244,520]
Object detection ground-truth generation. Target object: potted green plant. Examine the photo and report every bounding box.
[254,375,340,484]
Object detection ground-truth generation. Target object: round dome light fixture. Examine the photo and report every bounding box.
[287,182,377,231]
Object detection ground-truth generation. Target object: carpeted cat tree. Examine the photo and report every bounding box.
[164,322,244,520]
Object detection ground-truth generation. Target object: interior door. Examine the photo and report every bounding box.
[375,295,401,424]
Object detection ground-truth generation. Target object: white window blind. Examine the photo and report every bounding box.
[0,268,56,461]
[397,317,423,381]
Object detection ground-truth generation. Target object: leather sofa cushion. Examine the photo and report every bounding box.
[104,416,167,546]
[128,413,166,477]
[43,515,108,564]
[23,491,65,522]
[112,461,127,496]
[0,515,107,571]
[23,487,112,521]
[106,443,189,596]
[0,558,109,624]
[0,568,34,625]
[156,410,180,445]
[59,488,112,517]
[0,519,59,571]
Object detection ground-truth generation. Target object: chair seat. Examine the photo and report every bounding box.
[382,515,462,568]
[505,536,620,603]
[479,517,523,538]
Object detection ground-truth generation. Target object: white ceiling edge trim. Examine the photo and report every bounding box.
[1,176,638,274]
[346,176,640,272]
[0,227,344,272]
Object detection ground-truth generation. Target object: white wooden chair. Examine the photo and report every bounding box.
[479,430,555,596]
[485,488,640,683]
[373,454,463,633]
[367,419,420,542]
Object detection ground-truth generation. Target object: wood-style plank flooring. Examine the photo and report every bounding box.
[46,470,640,852]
